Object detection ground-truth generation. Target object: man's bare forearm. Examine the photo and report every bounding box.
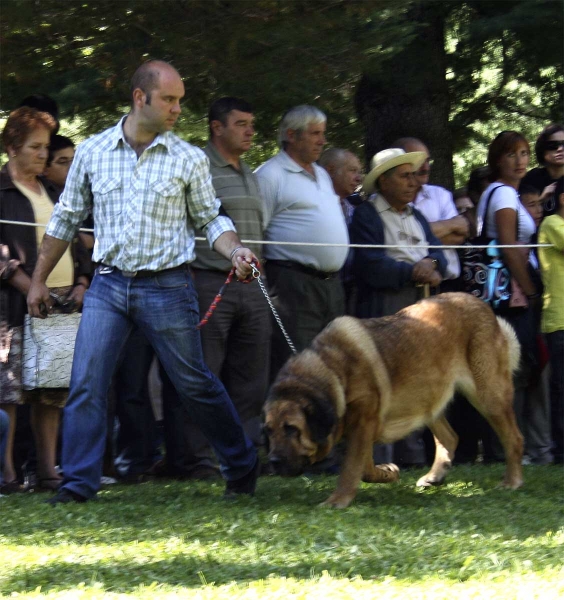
[7,267,32,296]
[430,216,469,242]
[212,230,257,280]
[31,234,71,284]
[212,230,245,261]
[440,233,467,246]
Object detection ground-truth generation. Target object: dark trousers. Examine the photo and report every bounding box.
[547,330,564,462]
[265,262,345,383]
[160,269,271,474]
[113,329,159,477]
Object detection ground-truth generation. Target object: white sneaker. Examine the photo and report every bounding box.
[100,476,117,485]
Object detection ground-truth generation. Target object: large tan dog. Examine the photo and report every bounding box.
[263,293,524,508]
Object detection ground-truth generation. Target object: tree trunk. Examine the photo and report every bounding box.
[355,4,454,191]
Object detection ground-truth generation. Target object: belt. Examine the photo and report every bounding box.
[266,260,339,280]
[103,264,187,278]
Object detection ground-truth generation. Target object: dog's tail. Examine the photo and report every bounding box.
[496,317,521,374]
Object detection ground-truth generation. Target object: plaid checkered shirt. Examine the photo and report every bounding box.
[46,117,235,271]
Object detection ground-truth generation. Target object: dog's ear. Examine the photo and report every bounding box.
[303,392,337,444]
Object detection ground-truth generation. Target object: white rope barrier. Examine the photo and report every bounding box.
[0,218,554,250]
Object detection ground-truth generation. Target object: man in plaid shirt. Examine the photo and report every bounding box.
[27,60,260,504]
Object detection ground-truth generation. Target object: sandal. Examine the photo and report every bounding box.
[0,479,27,494]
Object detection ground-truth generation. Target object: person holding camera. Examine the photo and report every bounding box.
[0,107,91,494]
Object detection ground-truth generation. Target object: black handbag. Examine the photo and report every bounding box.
[461,184,519,311]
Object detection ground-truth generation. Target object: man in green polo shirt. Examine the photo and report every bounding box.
[159,98,270,479]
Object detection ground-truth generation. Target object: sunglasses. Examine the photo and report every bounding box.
[545,140,564,151]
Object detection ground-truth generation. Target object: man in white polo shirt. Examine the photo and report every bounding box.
[394,137,470,291]
[255,105,349,381]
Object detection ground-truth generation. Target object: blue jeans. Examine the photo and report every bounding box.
[61,266,256,499]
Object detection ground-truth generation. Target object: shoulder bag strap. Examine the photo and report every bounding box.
[479,184,506,239]
[484,184,521,251]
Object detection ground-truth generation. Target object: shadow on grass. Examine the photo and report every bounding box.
[2,465,562,595]
[2,527,562,596]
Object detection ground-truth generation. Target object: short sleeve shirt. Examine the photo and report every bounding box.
[255,151,349,272]
[477,183,535,243]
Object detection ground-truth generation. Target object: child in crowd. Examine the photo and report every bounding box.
[43,135,75,189]
[516,183,554,465]
[521,184,544,229]
[538,177,564,464]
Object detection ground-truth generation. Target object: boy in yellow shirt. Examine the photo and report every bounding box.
[538,177,564,464]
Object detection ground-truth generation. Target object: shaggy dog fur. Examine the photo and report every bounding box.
[264,293,523,508]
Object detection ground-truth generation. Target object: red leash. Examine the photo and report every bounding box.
[197,268,235,329]
[197,260,260,329]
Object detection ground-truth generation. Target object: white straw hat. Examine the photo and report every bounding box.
[363,148,427,194]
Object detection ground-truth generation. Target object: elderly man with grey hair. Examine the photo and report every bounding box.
[255,105,349,382]
[318,148,363,223]
[319,147,364,314]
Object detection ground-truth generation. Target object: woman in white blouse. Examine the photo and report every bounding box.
[477,131,538,302]
[476,131,552,465]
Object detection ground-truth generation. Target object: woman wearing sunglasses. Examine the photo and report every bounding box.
[520,123,564,218]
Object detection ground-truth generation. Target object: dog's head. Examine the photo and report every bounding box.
[263,376,338,476]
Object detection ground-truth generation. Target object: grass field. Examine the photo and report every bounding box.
[2,464,563,599]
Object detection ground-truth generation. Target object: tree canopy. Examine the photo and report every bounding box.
[1,0,562,186]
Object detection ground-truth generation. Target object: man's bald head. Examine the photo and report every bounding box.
[130,60,181,106]
[319,148,363,199]
[392,137,428,155]
[392,137,431,187]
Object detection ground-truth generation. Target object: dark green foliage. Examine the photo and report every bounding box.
[1,0,562,184]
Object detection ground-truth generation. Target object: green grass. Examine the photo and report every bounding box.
[2,465,563,599]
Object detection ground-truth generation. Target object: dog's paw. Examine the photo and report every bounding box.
[320,492,355,508]
[416,474,445,488]
[363,463,400,484]
[375,463,400,474]
[499,477,523,490]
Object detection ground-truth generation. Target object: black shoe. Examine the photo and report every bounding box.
[117,472,155,485]
[44,488,88,505]
[0,479,28,494]
[224,457,260,498]
[189,466,222,481]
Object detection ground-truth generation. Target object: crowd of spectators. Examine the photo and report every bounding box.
[0,63,562,501]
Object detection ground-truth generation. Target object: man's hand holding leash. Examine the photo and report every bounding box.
[229,246,258,282]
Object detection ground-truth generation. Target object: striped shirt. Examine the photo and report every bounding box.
[46,117,235,271]
[192,142,264,271]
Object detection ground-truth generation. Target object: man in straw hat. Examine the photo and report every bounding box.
[350,147,447,467]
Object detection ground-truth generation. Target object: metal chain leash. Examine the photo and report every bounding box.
[249,262,297,355]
